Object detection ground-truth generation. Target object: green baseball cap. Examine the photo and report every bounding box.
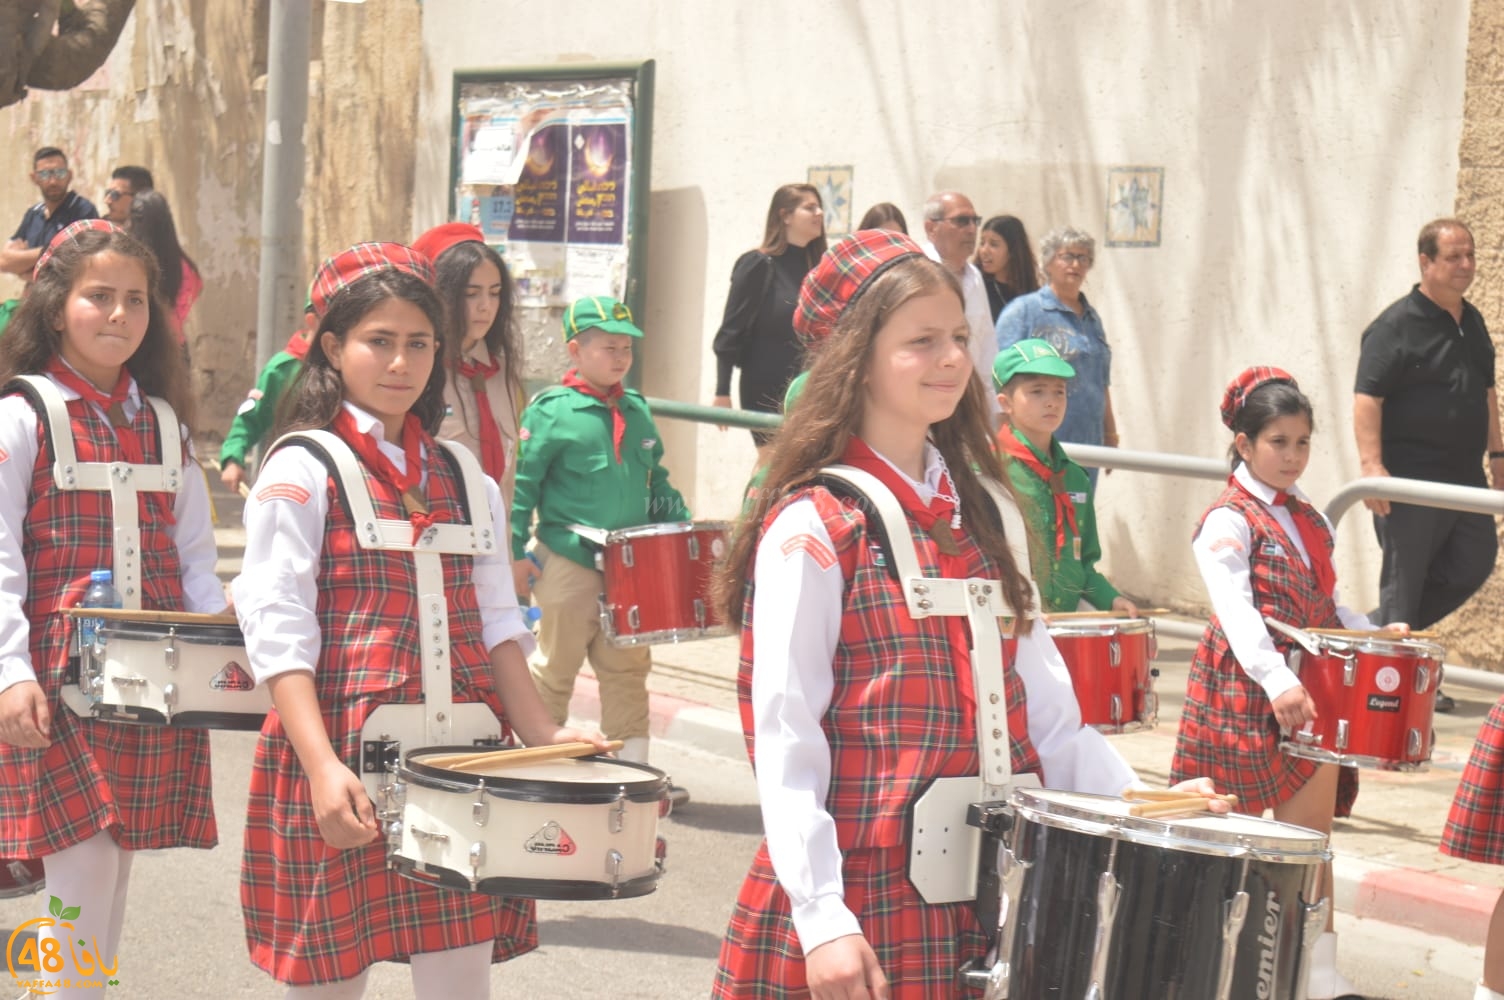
[992,338,1076,388]
[562,295,643,341]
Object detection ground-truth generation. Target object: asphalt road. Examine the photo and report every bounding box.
[0,735,1487,998]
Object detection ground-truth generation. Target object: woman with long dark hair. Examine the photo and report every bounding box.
[974,214,1038,321]
[711,183,826,458]
[128,189,201,348]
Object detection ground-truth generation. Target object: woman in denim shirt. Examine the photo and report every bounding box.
[995,226,1119,483]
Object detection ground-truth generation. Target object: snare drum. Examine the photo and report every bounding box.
[0,859,43,899]
[1282,630,1444,771]
[1048,616,1158,733]
[965,788,1329,999]
[387,749,668,900]
[598,521,732,646]
[63,608,269,729]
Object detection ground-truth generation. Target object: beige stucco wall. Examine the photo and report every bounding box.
[417,0,1472,635]
[0,0,421,443]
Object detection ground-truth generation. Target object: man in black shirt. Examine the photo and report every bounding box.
[0,146,99,279]
[1354,218,1503,711]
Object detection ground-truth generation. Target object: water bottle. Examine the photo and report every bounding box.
[78,569,122,653]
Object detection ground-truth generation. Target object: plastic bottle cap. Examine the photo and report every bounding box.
[90,569,112,583]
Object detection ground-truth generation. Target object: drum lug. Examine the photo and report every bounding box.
[607,848,624,895]
[472,790,490,828]
[1213,890,1249,1000]
[1341,652,1357,686]
[654,835,667,873]
[693,598,707,629]
[111,674,149,687]
[411,825,450,847]
[621,542,634,568]
[1336,719,1349,751]
[627,607,640,630]
[1414,664,1430,694]
[162,682,177,721]
[376,778,406,822]
[384,819,403,853]
[1406,727,1425,759]
[1108,639,1121,668]
[1086,870,1121,999]
[988,843,1029,996]
[468,842,485,889]
[687,534,700,560]
[610,793,627,834]
[1294,896,1330,998]
[164,627,178,671]
[1109,694,1122,724]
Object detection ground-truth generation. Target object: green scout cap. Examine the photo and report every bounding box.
[992,338,1076,388]
[562,295,643,341]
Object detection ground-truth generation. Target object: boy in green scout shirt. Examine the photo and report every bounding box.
[219,302,317,492]
[993,339,1137,615]
[510,296,689,789]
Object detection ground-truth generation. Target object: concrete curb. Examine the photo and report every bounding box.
[568,670,1502,950]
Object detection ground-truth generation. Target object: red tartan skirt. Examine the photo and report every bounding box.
[240,711,537,986]
[712,842,984,999]
[0,708,216,857]
[1441,695,1504,864]
[1169,629,1357,817]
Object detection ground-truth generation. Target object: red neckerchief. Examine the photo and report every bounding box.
[46,358,175,525]
[331,409,448,543]
[284,332,311,360]
[997,425,1078,558]
[1229,473,1336,598]
[561,368,625,462]
[457,353,508,483]
[840,437,977,706]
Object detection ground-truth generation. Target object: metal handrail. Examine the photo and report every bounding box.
[645,397,780,431]
[1324,476,1504,527]
[1060,442,1226,480]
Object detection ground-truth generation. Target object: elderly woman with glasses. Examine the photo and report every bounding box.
[996,226,1119,479]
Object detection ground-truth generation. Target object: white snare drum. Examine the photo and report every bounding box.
[386,749,668,900]
[63,609,268,729]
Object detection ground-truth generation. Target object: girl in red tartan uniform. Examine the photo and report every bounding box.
[0,221,223,997]
[412,224,524,506]
[712,230,1224,1000]
[232,243,604,1000]
[1170,367,1409,1000]
[1441,695,1504,999]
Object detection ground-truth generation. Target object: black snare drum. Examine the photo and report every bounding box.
[963,789,1330,999]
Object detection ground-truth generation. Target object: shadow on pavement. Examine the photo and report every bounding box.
[537,913,724,957]
[666,801,762,836]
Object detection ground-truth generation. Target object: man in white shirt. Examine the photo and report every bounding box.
[920,190,999,421]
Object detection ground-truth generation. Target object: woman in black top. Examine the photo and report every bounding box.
[712,183,826,453]
[975,214,1039,322]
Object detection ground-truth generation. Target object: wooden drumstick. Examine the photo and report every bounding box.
[1128,795,1237,819]
[1309,626,1439,641]
[61,607,240,627]
[422,740,623,773]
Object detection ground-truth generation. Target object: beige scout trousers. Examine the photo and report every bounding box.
[527,541,652,740]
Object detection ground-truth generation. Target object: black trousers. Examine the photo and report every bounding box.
[1374,503,1499,629]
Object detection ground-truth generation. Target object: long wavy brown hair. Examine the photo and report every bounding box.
[0,226,195,428]
[714,256,1034,627]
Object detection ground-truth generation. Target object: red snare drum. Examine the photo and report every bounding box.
[0,858,43,898]
[598,521,733,646]
[1282,631,1443,771]
[1047,616,1158,733]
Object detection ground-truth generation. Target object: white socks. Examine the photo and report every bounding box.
[1476,982,1504,1000]
[39,832,135,1000]
[284,973,369,1000]
[1306,931,1358,999]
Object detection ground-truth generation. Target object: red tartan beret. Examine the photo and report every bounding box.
[309,242,435,319]
[410,223,486,266]
[33,219,123,280]
[1221,365,1299,429]
[793,229,926,344]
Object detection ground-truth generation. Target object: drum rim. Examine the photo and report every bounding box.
[401,748,670,802]
[1010,788,1331,860]
[604,520,733,543]
[1047,618,1154,637]
[1279,739,1431,773]
[95,622,245,645]
[388,855,661,900]
[1306,631,1446,660]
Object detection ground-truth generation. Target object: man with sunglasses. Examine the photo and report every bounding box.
[0,147,99,279]
[103,164,154,225]
[919,190,1000,422]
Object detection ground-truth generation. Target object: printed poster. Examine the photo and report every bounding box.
[568,123,627,245]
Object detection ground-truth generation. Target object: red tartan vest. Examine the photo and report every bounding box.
[737,486,1042,851]
[299,439,509,736]
[13,387,185,688]
[1195,484,1342,654]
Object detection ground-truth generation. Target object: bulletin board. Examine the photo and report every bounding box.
[449,62,655,389]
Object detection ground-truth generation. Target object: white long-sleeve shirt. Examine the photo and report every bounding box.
[1192,463,1371,701]
[0,370,224,694]
[750,443,1136,954]
[231,402,534,685]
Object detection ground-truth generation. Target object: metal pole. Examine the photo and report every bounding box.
[1324,476,1504,528]
[254,0,311,372]
[1061,442,1227,481]
[645,396,782,431]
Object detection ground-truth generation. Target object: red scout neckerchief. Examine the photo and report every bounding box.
[840,436,979,705]
[331,408,448,543]
[285,332,311,361]
[46,357,175,525]
[457,353,508,483]
[1229,474,1336,598]
[561,368,626,462]
[997,426,1078,558]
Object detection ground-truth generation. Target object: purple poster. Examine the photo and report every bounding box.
[567,124,627,245]
[508,126,567,243]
